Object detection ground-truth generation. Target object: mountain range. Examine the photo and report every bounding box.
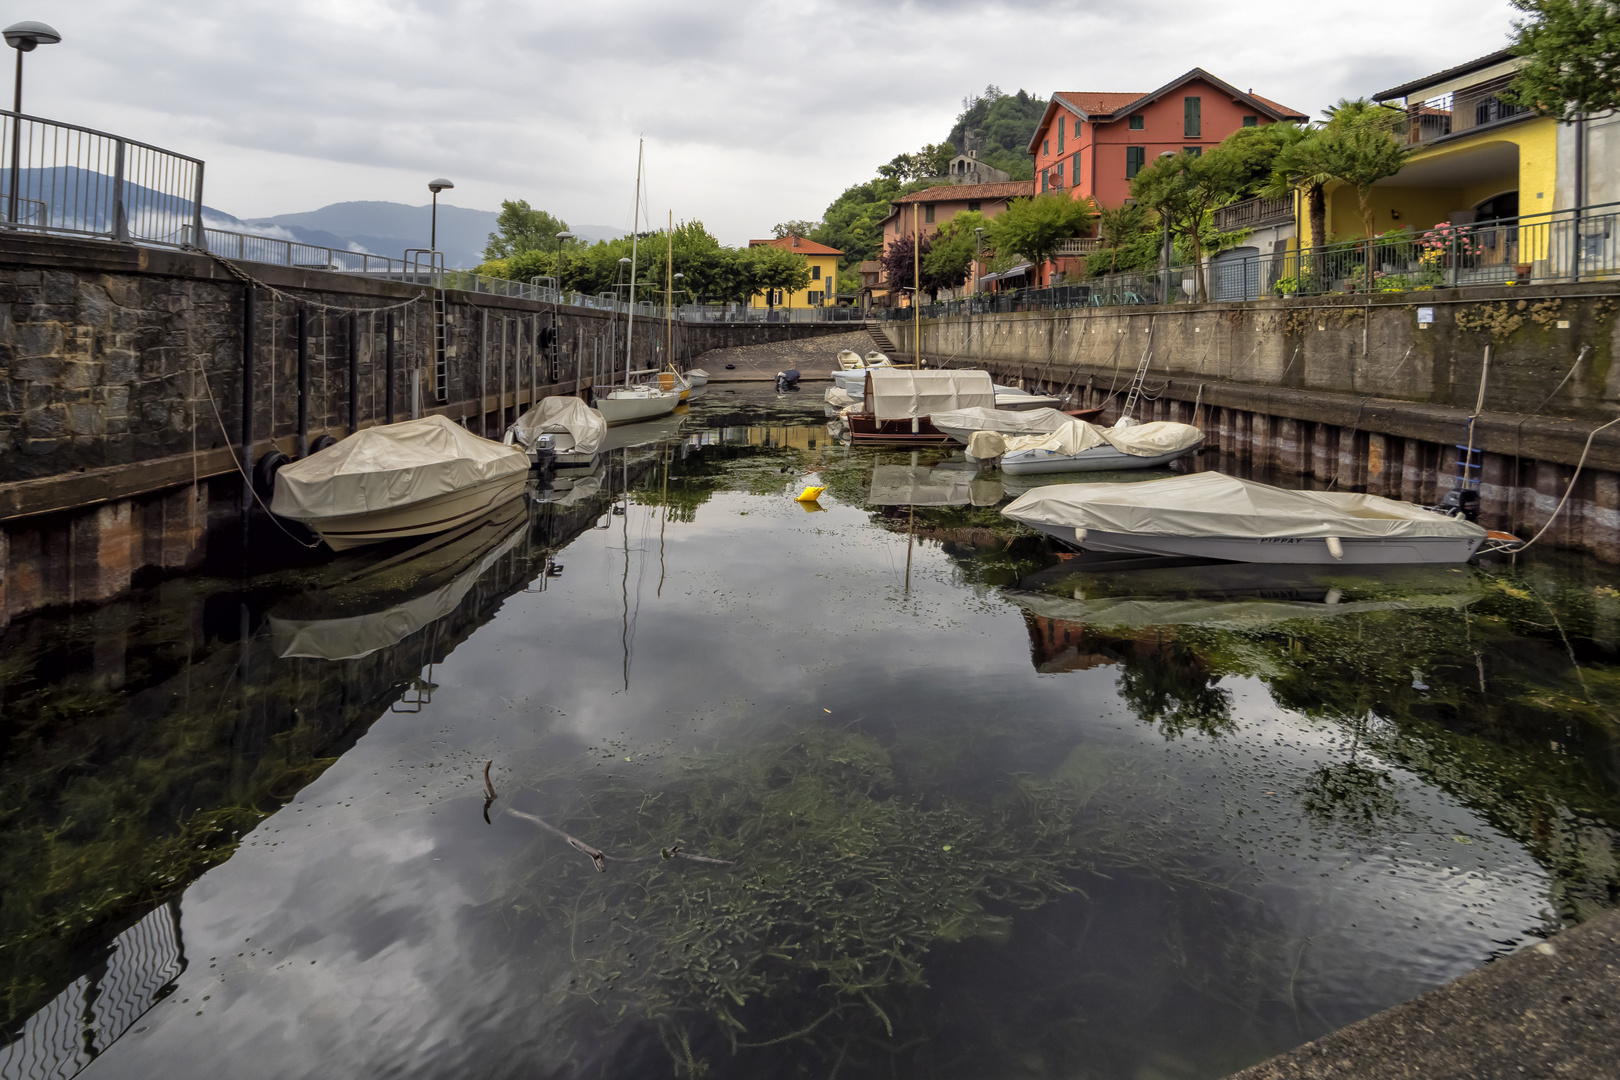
[205,201,627,269]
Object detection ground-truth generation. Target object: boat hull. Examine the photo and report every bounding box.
[1001,440,1204,474]
[302,474,530,551]
[597,390,680,426]
[1026,523,1482,565]
[847,413,955,444]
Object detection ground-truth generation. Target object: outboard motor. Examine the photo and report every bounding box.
[775,369,801,390]
[1437,488,1480,522]
[533,432,557,473]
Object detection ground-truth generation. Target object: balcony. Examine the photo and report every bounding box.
[1403,74,1534,146]
[1213,195,1293,233]
[1054,237,1104,256]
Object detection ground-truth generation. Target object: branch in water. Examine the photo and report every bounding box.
[505,807,731,870]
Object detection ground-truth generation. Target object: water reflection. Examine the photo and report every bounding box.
[0,387,1616,1080]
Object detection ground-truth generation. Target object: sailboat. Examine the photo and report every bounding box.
[596,138,681,427]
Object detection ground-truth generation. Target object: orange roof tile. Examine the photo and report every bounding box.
[748,235,843,255]
[1054,91,1146,116]
[891,181,1031,204]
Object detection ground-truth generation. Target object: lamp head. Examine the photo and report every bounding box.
[618,257,631,265]
[673,273,684,281]
[4,21,61,52]
[556,232,575,241]
[427,178,454,194]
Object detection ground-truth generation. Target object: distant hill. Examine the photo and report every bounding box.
[229,201,627,270]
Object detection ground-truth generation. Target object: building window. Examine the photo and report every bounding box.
[1054,161,1063,184]
[811,265,821,280]
[1043,139,1049,157]
[1072,150,1082,188]
[1184,96,1201,137]
[808,291,824,306]
[1125,146,1145,179]
[924,203,935,223]
[1242,115,1258,127]
[967,200,980,211]
[1129,114,1144,130]
[1184,146,1202,157]
[1057,116,1065,152]
[1042,171,1049,192]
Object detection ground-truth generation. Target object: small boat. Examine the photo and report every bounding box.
[1002,471,1499,565]
[270,414,530,551]
[932,406,1077,444]
[836,349,865,370]
[685,368,710,387]
[506,394,607,466]
[993,384,1065,411]
[1000,419,1204,475]
[596,381,681,426]
[847,369,997,444]
[829,350,894,393]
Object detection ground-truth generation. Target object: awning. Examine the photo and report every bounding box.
[999,263,1032,279]
[979,272,1001,285]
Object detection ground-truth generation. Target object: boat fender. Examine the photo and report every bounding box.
[1325,536,1344,560]
[911,417,920,434]
[310,433,338,454]
[253,449,290,501]
[1073,527,1087,544]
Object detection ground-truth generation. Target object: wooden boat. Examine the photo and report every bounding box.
[847,369,997,445]
[1002,472,1504,565]
[270,414,530,551]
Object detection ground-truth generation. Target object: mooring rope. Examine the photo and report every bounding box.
[196,363,324,549]
[199,248,427,315]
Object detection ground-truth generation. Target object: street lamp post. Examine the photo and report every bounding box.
[427,178,453,251]
[1157,152,1176,303]
[974,226,985,295]
[4,20,60,226]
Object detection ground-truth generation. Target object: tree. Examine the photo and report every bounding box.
[922,210,986,295]
[948,87,1046,181]
[1263,130,1335,249]
[986,193,1095,286]
[1131,149,1246,301]
[1313,99,1410,238]
[1094,202,1154,274]
[746,244,810,310]
[1215,122,1309,198]
[483,199,571,260]
[817,177,935,271]
[1508,0,1620,119]
[880,232,930,304]
[772,220,821,239]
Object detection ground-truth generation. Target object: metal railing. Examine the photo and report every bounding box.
[1402,74,1535,145]
[1054,237,1105,256]
[0,110,203,247]
[185,223,412,274]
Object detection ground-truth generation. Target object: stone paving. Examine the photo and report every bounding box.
[694,329,878,381]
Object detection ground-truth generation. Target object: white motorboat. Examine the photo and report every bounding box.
[685,368,710,387]
[596,382,681,426]
[932,406,1076,444]
[1001,471,1507,565]
[993,384,1065,411]
[270,414,530,551]
[506,394,607,466]
[1000,419,1204,475]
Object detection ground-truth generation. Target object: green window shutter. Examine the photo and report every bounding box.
[1242,115,1258,127]
[1184,146,1202,157]
[1057,116,1065,152]
[1185,96,1201,137]
[1126,146,1144,178]
[1072,151,1082,187]
[1129,114,1143,130]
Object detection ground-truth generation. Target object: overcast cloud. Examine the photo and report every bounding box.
[31,0,1519,245]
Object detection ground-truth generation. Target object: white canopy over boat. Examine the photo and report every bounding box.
[932,406,1074,442]
[1002,471,1489,564]
[1003,419,1203,458]
[509,395,607,456]
[864,369,995,419]
[271,415,528,521]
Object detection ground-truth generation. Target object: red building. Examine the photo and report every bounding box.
[1028,68,1307,284]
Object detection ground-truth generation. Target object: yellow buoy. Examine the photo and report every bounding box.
[795,485,826,503]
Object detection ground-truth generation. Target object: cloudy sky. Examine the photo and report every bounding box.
[32,0,1519,245]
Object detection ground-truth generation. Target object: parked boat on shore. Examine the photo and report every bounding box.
[999,419,1204,475]
[270,414,530,551]
[1002,471,1506,565]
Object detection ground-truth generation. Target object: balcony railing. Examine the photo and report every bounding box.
[1054,237,1105,256]
[1403,74,1535,145]
[1214,195,1293,233]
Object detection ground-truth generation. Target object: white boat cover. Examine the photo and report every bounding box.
[932,406,1074,436]
[271,414,530,521]
[1002,471,1487,541]
[865,369,995,420]
[1003,420,1204,458]
[825,386,864,408]
[966,431,1006,460]
[511,395,607,455]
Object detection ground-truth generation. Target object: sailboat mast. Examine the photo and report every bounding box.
[626,138,642,386]
[666,210,674,368]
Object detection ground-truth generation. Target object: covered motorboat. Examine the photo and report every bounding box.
[506,394,607,466]
[848,369,996,444]
[1001,471,1498,565]
[1000,419,1204,475]
[932,406,1076,444]
[270,414,530,551]
[993,384,1065,411]
[685,368,710,387]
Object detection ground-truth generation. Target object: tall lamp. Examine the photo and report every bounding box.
[4,20,60,225]
[427,178,453,251]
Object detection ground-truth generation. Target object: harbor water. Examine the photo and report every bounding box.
[2,385,1618,1080]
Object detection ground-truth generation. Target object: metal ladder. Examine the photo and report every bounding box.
[406,249,448,401]
[1119,347,1153,420]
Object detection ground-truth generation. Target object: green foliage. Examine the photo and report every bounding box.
[948,85,1045,181]
[772,220,821,240]
[1508,0,1620,120]
[878,142,958,183]
[1215,122,1310,198]
[815,177,934,271]
[1312,101,1412,237]
[986,194,1094,276]
[483,199,571,261]
[746,243,812,307]
[1130,149,1246,300]
[1090,202,1159,275]
[922,210,986,292]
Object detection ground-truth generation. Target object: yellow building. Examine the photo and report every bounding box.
[746,235,843,309]
[1314,50,1556,264]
